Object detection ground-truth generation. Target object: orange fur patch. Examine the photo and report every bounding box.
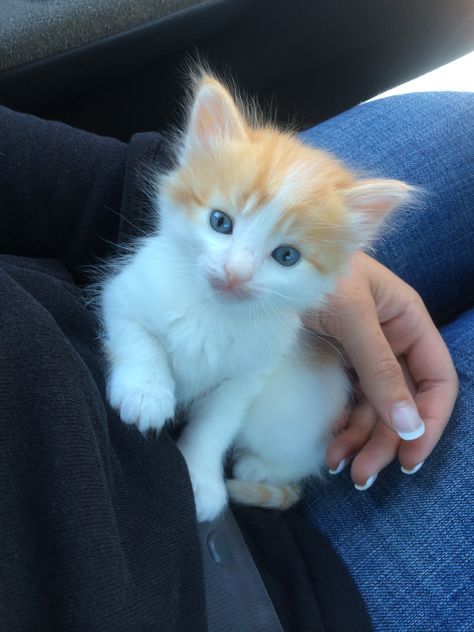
[162,82,363,277]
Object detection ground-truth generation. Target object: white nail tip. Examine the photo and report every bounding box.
[397,422,426,441]
[354,473,378,491]
[329,458,348,475]
[401,461,424,475]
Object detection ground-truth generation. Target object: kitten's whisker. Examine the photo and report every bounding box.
[180,240,201,255]
[260,300,302,339]
[96,235,135,252]
[303,330,347,364]
[103,204,151,235]
[265,288,311,302]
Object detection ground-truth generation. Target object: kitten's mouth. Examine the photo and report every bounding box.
[208,277,253,300]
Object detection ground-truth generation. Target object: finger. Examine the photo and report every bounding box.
[326,396,377,473]
[331,407,350,436]
[398,381,457,471]
[399,314,458,471]
[398,411,443,474]
[394,360,431,472]
[341,298,425,442]
[351,421,400,488]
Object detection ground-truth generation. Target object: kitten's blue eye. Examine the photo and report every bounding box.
[271,245,300,266]
[210,210,233,234]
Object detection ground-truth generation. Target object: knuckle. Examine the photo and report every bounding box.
[404,288,426,317]
[404,284,422,303]
[373,356,403,384]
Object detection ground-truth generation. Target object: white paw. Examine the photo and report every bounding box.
[187,466,227,523]
[233,454,272,483]
[108,373,176,433]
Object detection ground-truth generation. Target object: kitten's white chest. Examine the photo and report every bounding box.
[159,299,290,404]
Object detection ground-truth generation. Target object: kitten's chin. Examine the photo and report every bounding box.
[207,277,255,301]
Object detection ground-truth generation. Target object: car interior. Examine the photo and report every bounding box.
[1,1,472,630]
[1,0,473,141]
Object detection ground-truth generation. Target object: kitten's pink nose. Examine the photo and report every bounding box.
[224,249,254,284]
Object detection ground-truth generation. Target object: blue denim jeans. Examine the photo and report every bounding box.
[300,92,474,632]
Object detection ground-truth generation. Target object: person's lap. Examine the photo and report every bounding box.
[300,92,474,631]
[2,92,471,630]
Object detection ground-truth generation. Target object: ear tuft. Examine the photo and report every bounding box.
[183,75,247,156]
[345,179,414,245]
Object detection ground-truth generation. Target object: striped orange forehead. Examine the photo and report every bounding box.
[162,125,358,274]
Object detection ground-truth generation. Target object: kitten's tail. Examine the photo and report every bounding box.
[225,479,301,510]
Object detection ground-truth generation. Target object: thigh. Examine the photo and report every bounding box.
[303,306,474,631]
[300,92,474,324]
[0,256,203,630]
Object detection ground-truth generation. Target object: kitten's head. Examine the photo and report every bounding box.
[158,74,412,312]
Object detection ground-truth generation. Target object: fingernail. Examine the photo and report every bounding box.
[354,473,377,491]
[401,461,424,475]
[390,402,425,440]
[329,458,348,475]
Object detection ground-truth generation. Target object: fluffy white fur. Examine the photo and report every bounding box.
[98,75,411,522]
[100,227,348,521]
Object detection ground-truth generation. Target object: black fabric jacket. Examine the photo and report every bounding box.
[0,106,372,631]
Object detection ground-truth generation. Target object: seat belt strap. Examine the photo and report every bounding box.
[198,508,285,632]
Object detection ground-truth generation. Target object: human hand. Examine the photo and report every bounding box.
[305,251,458,489]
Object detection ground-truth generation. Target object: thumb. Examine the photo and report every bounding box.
[342,304,425,441]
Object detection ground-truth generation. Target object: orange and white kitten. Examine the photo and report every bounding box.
[99,75,412,522]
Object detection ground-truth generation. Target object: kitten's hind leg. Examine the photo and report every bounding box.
[232,452,290,484]
[233,452,270,483]
[236,357,350,487]
[229,452,302,510]
[178,374,265,523]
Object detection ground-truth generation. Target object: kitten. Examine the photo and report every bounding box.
[99,74,412,522]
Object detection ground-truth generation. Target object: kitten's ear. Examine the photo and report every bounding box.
[345,179,414,245]
[183,76,247,157]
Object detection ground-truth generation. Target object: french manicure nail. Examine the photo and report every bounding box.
[329,458,348,475]
[401,461,424,475]
[390,401,425,440]
[354,473,377,491]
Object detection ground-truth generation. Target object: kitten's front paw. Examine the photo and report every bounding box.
[108,374,176,433]
[187,466,228,523]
